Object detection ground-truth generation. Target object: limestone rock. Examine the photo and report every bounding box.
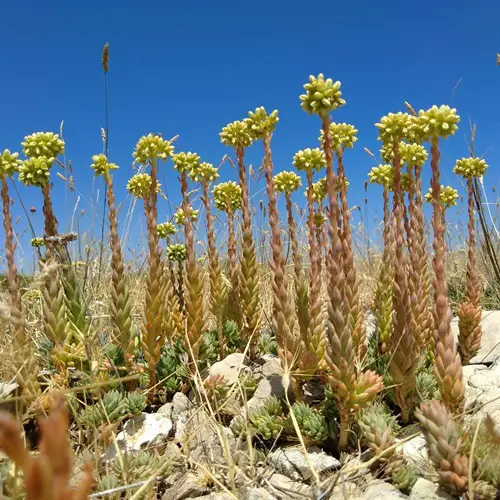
[172,391,191,420]
[267,472,314,499]
[268,447,340,482]
[398,435,428,467]
[409,478,454,500]
[162,472,209,500]
[244,487,279,500]
[208,353,248,386]
[245,375,286,414]
[0,382,18,413]
[362,480,407,499]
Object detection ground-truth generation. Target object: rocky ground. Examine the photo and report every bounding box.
[1,312,499,499]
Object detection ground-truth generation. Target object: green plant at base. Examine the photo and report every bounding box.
[284,401,328,444]
[156,339,185,394]
[126,391,147,415]
[221,120,260,360]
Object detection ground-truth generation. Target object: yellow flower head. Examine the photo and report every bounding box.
[22,132,65,159]
[425,185,458,209]
[314,212,328,226]
[30,237,45,248]
[126,173,160,198]
[400,143,428,167]
[292,148,326,173]
[417,105,460,140]
[172,152,201,174]
[90,153,118,176]
[375,112,413,144]
[319,122,358,150]
[245,107,279,140]
[309,176,348,201]
[166,243,187,262]
[453,157,488,179]
[175,207,199,225]
[18,157,53,187]
[0,150,22,177]
[133,133,174,164]
[273,171,301,194]
[368,164,393,187]
[300,74,345,116]
[189,161,219,183]
[220,120,253,148]
[213,181,242,212]
[157,222,177,239]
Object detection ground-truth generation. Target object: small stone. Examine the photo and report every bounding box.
[0,382,19,413]
[172,392,191,420]
[246,375,286,414]
[409,478,454,500]
[208,353,248,386]
[398,435,428,466]
[105,413,173,460]
[262,357,282,377]
[268,447,340,482]
[158,402,173,417]
[362,480,407,499]
[267,473,314,499]
[328,481,359,499]
[162,472,209,500]
[244,487,279,500]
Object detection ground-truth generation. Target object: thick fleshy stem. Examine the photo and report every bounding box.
[225,206,240,323]
[306,170,325,364]
[457,177,482,364]
[202,180,226,358]
[430,138,464,413]
[263,135,298,370]
[388,140,417,423]
[236,146,260,359]
[180,170,205,363]
[104,172,132,356]
[337,151,365,359]
[1,177,39,396]
[176,260,185,314]
[162,264,184,347]
[142,158,166,390]
[321,115,355,450]
[286,192,309,342]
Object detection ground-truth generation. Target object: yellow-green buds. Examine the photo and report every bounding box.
[18,157,53,187]
[245,107,279,140]
[453,157,488,179]
[133,133,174,164]
[417,105,460,140]
[0,150,22,177]
[314,212,328,226]
[22,132,65,159]
[319,122,358,150]
[166,243,187,262]
[292,148,326,173]
[220,120,253,148]
[174,207,199,225]
[157,222,177,239]
[400,143,428,167]
[172,152,201,174]
[213,181,242,212]
[189,161,219,183]
[375,112,413,144]
[126,173,160,198]
[312,178,327,201]
[90,154,118,176]
[425,185,459,208]
[273,171,302,194]
[300,74,345,116]
[30,237,45,248]
[368,164,393,187]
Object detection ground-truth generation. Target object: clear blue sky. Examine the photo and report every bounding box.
[1,0,499,268]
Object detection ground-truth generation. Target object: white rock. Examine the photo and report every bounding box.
[245,487,278,500]
[409,478,454,500]
[262,357,282,377]
[0,382,18,412]
[208,353,248,386]
[158,402,173,417]
[398,435,428,466]
[328,481,359,499]
[362,480,407,499]
[105,413,173,460]
[451,310,500,364]
[172,391,191,420]
[245,375,286,414]
[268,447,340,482]
[267,473,314,499]
[162,471,209,500]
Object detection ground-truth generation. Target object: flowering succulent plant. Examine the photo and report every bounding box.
[189,161,218,183]
[292,148,326,172]
[157,222,177,239]
[417,105,460,140]
[174,207,199,225]
[220,120,253,148]
[172,152,201,174]
[22,132,65,159]
[213,181,242,212]
[133,133,174,164]
[453,157,488,179]
[90,154,118,176]
[30,237,45,248]
[126,173,160,198]
[319,122,358,150]
[425,185,459,208]
[18,157,53,187]
[273,171,301,193]
[166,243,187,262]
[300,74,346,116]
[244,107,279,140]
[399,143,428,167]
[0,150,22,177]
[375,113,413,144]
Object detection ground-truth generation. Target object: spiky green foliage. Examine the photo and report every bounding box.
[220,120,253,148]
[417,105,460,140]
[22,132,65,159]
[213,181,242,211]
[97,475,121,500]
[126,392,147,415]
[18,156,53,186]
[0,150,22,177]
[391,461,417,491]
[249,400,285,441]
[166,243,187,262]
[239,373,257,398]
[90,153,118,175]
[133,133,174,164]
[416,369,439,403]
[300,74,346,115]
[273,171,301,193]
[285,401,328,444]
[156,340,185,393]
[258,328,278,356]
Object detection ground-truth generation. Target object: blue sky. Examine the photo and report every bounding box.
[1,0,499,268]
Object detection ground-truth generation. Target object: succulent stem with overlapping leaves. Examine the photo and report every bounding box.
[301,74,383,448]
[220,121,260,359]
[454,157,488,364]
[419,105,464,413]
